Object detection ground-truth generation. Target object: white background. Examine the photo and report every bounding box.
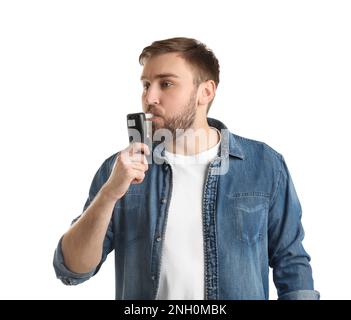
[0,0,350,300]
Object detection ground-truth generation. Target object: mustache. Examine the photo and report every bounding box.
[146,105,163,117]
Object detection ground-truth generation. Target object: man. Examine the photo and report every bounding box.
[54,37,319,300]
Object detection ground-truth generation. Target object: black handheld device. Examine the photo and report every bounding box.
[126,112,152,161]
[127,112,149,143]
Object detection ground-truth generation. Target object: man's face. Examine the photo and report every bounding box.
[141,53,199,136]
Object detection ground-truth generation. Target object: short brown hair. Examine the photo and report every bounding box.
[139,37,220,111]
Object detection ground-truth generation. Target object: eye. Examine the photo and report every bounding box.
[142,82,150,90]
[161,81,173,88]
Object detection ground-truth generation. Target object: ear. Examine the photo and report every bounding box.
[197,80,216,107]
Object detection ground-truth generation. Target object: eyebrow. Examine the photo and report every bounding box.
[140,73,179,81]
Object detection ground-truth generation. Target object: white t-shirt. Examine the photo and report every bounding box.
[156,128,221,300]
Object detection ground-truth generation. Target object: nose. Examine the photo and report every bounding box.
[144,84,160,106]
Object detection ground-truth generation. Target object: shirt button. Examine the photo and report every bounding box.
[161,198,167,204]
[156,236,162,242]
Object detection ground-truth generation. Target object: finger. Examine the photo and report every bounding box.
[124,154,148,168]
[131,162,148,172]
[130,154,148,166]
[129,153,148,163]
[129,143,150,156]
[131,171,145,184]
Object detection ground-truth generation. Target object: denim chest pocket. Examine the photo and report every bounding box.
[225,193,269,245]
[115,192,144,242]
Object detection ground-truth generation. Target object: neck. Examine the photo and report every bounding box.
[165,117,220,155]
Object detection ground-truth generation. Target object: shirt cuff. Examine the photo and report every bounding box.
[278,290,320,300]
[53,236,96,285]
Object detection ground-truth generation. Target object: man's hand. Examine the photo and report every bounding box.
[60,143,150,274]
[102,143,150,201]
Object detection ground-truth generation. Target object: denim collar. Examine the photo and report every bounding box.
[152,117,245,163]
[207,117,244,160]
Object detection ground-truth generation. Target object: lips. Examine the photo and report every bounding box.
[147,112,162,121]
[146,107,164,118]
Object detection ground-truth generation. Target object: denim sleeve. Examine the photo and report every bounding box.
[268,156,320,300]
[53,236,96,285]
[53,154,117,286]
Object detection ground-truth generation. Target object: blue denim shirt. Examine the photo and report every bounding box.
[54,117,319,300]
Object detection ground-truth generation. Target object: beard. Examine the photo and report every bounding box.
[149,91,197,139]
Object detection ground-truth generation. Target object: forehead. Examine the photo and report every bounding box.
[141,52,194,80]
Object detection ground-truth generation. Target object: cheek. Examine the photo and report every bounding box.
[141,94,148,110]
[166,94,189,112]
[166,91,185,105]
